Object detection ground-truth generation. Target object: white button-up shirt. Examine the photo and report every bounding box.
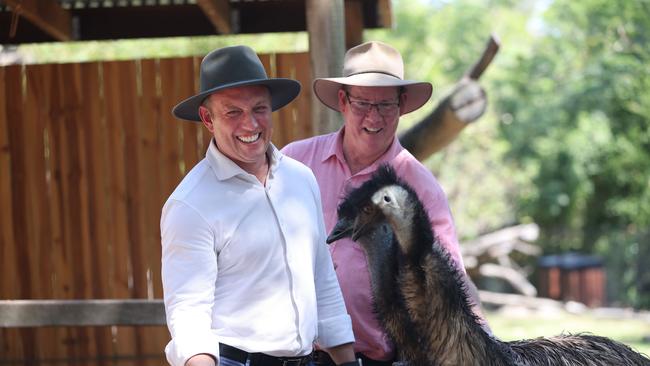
[161,140,354,366]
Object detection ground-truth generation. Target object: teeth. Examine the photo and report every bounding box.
[238,133,260,143]
[365,127,382,133]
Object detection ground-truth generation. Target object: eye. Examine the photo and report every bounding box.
[353,101,371,108]
[362,205,373,214]
[383,195,391,203]
[253,105,269,114]
[226,110,242,118]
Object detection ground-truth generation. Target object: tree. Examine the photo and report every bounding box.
[494,0,650,307]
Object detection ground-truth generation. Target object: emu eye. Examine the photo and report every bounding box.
[383,195,391,203]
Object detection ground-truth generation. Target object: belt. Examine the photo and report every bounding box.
[312,350,393,366]
[219,343,312,366]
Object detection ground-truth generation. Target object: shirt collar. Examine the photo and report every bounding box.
[323,127,404,174]
[320,128,345,163]
[206,139,281,182]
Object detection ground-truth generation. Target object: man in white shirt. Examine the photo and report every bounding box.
[161,45,357,366]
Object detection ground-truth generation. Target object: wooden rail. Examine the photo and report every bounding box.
[0,299,166,328]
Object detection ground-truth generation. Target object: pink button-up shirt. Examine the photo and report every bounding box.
[282,129,464,361]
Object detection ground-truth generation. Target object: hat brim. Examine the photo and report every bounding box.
[172,78,301,122]
[313,73,432,115]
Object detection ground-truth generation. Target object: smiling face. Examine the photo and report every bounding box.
[338,85,407,172]
[199,85,272,175]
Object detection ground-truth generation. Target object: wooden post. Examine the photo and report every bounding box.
[306,0,345,134]
[345,0,364,50]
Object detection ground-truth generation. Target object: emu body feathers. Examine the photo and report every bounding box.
[327,165,650,366]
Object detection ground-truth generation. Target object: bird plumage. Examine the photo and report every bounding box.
[327,164,650,366]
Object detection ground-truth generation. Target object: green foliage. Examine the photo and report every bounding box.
[371,0,650,307]
[493,0,650,307]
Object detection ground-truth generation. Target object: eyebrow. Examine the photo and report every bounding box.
[220,98,270,109]
[347,93,400,102]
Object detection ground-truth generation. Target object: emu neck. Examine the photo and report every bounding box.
[391,203,512,365]
[360,222,430,364]
[385,206,415,256]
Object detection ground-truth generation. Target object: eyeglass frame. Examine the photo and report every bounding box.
[343,87,404,117]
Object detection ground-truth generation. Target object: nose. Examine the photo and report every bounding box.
[241,111,260,129]
[365,104,383,120]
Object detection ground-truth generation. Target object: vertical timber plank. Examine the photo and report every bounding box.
[58,62,96,360]
[23,64,58,362]
[102,60,137,365]
[120,59,162,365]
[140,58,172,357]
[0,65,25,363]
[80,61,115,364]
[158,57,193,198]
[46,62,78,361]
[274,52,313,147]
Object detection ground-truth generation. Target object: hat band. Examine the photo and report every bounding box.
[345,70,402,80]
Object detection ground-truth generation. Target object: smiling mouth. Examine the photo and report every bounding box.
[237,133,261,143]
[364,127,382,134]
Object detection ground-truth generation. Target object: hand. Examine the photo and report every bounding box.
[449,78,487,123]
[186,353,216,366]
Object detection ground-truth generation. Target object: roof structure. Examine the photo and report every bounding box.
[0,0,392,45]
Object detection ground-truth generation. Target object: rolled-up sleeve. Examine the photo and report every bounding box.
[161,199,220,366]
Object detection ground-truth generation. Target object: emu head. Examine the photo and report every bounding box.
[326,165,418,256]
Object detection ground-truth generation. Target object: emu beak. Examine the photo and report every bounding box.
[326,217,353,244]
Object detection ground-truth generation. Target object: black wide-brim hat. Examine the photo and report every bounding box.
[172,45,301,122]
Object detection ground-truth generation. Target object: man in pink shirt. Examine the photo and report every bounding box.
[282,41,488,365]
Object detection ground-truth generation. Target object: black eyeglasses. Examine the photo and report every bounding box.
[345,92,400,117]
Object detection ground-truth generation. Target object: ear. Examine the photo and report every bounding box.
[399,92,408,116]
[337,88,348,112]
[199,105,215,133]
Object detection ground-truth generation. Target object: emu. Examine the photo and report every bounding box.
[327,165,650,366]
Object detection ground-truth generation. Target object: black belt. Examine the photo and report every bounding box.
[312,350,393,366]
[219,343,312,366]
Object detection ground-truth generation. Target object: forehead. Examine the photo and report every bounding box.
[346,85,400,99]
[207,85,271,106]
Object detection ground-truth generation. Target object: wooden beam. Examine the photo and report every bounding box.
[0,299,166,327]
[306,0,345,134]
[1,0,72,41]
[376,0,393,28]
[196,0,232,34]
[344,0,364,49]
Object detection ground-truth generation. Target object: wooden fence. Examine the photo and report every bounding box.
[0,52,313,365]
